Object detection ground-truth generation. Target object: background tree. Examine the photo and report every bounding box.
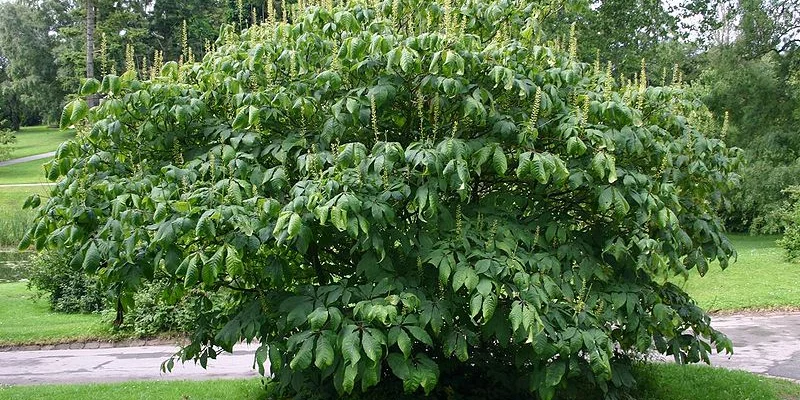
[0,0,65,128]
[86,0,96,106]
[695,0,800,232]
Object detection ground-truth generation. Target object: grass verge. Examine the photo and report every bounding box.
[675,234,800,312]
[0,364,798,400]
[0,378,268,400]
[0,282,112,346]
[4,125,74,159]
[634,363,800,400]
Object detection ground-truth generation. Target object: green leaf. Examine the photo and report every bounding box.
[406,326,432,346]
[288,213,303,238]
[201,252,219,285]
[529,153,549,184]
[82,241,101,273]
[482,293,498,321]
[308,307,329,330]
[396,328,412,358]
[416,354,440,394]
[315,334,335,369]
[290,339,314,370]
[606,154,618,183]
[342,327,362,364]
[387,352,410,379]
[492,147,508,176]
[566,136,587,156]
[342,363,358,394]
[452,266,468,292]
[225,246,244,276]
[232,107,249,130]
[438,254,453,287]
[464,268,479,292]
[545,360,566,387]
[509,301,523,331]
[196,211,216,237]
[361,359,380,390]
[476,278,493,296]
[362,329,383,362]
[184,255,199,287]
[60,99,89,129]
[469,294,483,318]
[80,79,101,96]
[598,186,614,212]
[400,47,416,73]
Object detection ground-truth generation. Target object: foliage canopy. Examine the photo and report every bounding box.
[26,0,740,398]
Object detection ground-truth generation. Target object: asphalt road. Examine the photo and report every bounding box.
[0,152,55,168]
[0,343,262,385]
[707,312,800,381]
[1,313,798,386]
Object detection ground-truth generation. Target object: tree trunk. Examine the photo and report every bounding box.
[86,0,97,107]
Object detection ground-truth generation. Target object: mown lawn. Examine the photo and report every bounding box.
[634,363,800,400]
[1,364,798,400]
[676,234,800,312]
[0,186,45,248]
[0,378,267,400]
[0,158,52,185]
[0,282,112,346]
[4,125,74,159]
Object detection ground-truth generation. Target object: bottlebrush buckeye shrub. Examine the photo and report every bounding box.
[26,0,740,398]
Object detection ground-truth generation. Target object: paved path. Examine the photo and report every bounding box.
[0,183,55,188]
[0,343,262,385]
[707,312,800,381]
[0,313,798,386]
[0,152,55,168]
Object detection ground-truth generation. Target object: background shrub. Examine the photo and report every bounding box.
[118,278,198,336]
[0,129,15,161]
[28,250,105,313]
[27,0,740,398]
[777,186,800,261]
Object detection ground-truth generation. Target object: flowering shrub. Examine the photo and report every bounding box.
[26,0,740,398]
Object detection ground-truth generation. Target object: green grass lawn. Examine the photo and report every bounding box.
[0,378,268,400]
[0,282,112,346]
[5,125,74,159]
[0,158,52,185]
[0,186,46,248]
[675,234,800,312]
[0,364,798,400]
[634,363,800,400]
